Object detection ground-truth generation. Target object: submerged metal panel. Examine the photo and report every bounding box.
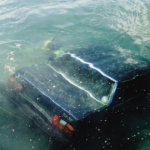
[16,64,106,120]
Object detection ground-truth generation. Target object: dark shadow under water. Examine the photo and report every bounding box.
[0,85,150,150]
[68,93,150,150]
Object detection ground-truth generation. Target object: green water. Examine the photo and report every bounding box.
[0,0,150,149]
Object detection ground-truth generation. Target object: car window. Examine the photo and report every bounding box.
[50,54,115,105]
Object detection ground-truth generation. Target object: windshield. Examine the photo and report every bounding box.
[50,54,115,105]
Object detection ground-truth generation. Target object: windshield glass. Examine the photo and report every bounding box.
[50,54,115,104]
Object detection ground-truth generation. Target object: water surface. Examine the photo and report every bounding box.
[0,0,150,149]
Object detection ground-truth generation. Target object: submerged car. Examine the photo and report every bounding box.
[7,45,150,144]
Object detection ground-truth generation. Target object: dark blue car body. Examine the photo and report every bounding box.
[8,45,150,144]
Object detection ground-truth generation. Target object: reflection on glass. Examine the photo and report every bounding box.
[50,54,115,104]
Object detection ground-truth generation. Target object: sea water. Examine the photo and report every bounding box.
[0,0,150,149]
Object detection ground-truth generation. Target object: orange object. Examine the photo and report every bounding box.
[54,115,61,121]
[8,77,16,87]
[52,115,61,125]
[66,123,75,131]
[58,123,65,131]
[52,115,75,136]
[8,77,23,92]
[63,127,73,136]
[15,84,23,92]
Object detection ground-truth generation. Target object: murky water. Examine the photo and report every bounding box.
[0,0,150,149]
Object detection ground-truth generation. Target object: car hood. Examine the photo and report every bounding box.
[15,64,105,120]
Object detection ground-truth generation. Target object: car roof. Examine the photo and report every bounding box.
[67,45,150,82]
